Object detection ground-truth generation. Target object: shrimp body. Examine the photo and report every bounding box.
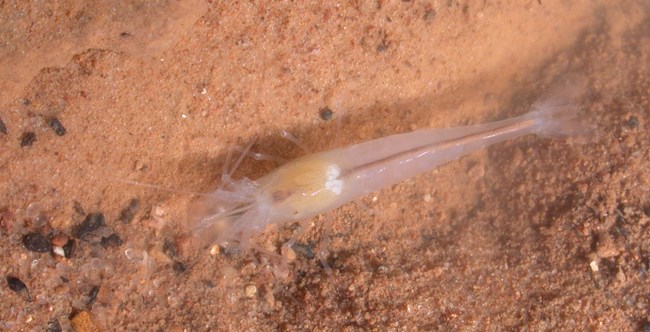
[193,77,588,250]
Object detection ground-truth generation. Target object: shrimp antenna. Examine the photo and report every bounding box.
[118,179,212,197]
[226,138,257,177]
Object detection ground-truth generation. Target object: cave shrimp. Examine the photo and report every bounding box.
[190,76,590,256]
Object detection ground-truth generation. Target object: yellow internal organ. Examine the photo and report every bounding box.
[265,157,343,219]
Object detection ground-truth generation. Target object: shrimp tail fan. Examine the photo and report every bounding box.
[527,74,597,142]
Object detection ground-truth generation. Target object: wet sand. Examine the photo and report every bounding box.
[1,1,649,330]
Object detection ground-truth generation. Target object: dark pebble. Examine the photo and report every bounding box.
[0,117,6,134]
[627,116,639,129]
[63,238,75,257]
[73,201,85,216]
[6,276,27,292]
[20,131,36,147]
[86,285,99,306]
[162,239,178,258]
[292,242,315,260]
[22,232,52,253]
[319,107,334,121]
[72,213,106,239]
[118,198,140,224]
[376,40,389,53]
[172,261,186,273]
[100,233,123,248]
[46,318,62,332]
[423,8,436,22]
[48,117,67,136]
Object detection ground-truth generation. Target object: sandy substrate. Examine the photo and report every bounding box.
[1,1,649,331]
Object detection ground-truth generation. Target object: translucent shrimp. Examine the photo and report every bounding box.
[190,76,590,253]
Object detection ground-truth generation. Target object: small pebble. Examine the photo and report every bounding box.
[423,8,437,22]
[72,213,106,239]
[73,201,85,216]
[100,233,123,248]
[134,160,146,171]
[0,116,6,134]
[283,246,297,262]
[6,276,30,301]
[292,243,315,260]
[50,233,70,247]
[86,285,99,306]
[627,116,639,129]
[596,233,619,258]
[47,117,67,136]
[209,244,221,255]
[30,207,49,227]
[245,285,257,298]
[52,246,65,257]
[172,261,186,273]
[20,131,36,147]
[376,40,389,52]
[319,107,334,121]
[118,198,140,224]
[63,239,75,257]
[70,311,99,332]
[162,239,179,258]
[46,318,62,332]
[6,276,27,292]
[95,285,113,305]
[22,232,52,253]
[124,248,143,262]
[173,235,191,257]
[25,202,48,227]
[153,205,165,217]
